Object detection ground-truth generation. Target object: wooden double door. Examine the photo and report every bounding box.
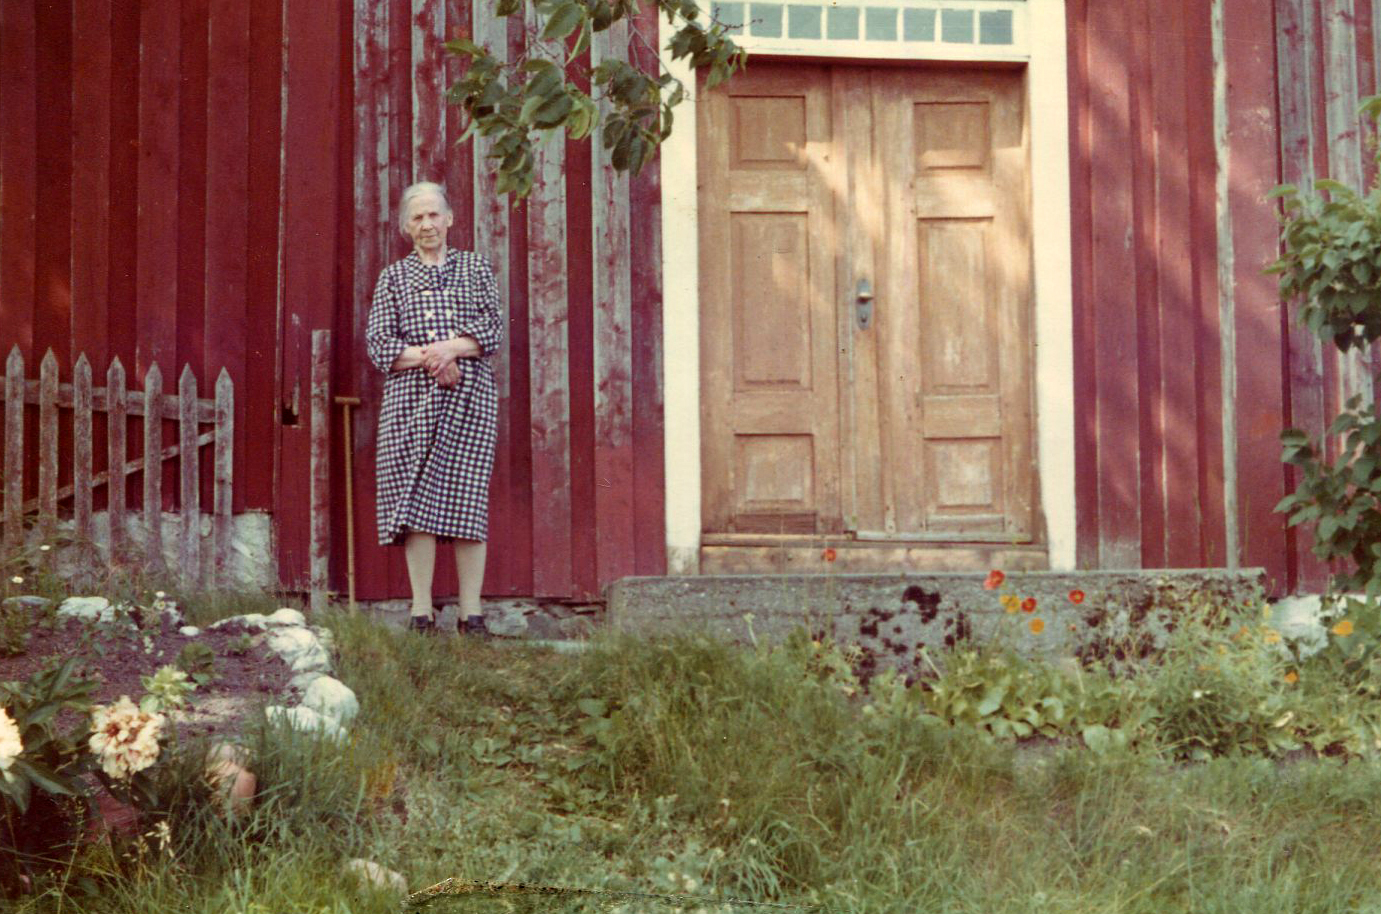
[698,63,1040,571]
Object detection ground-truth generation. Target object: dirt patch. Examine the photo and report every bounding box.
[1,609,295,743]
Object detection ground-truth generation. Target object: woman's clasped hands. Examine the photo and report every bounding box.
[420,335,481,388]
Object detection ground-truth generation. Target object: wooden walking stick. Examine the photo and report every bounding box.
[335,396,361,612]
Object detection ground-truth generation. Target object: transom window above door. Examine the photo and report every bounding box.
[705,0,1029,61]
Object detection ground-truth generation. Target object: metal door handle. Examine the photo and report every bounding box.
[856,278,874,330]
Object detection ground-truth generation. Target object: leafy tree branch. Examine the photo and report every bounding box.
[445,0,746,197]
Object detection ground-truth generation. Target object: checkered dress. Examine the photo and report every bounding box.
[365,248,504,546]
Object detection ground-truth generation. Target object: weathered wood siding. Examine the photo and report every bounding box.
[0,0,286,528]
[1068,0,1379,592]
[347,0,666,599]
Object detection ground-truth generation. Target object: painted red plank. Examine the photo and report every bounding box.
[591,21,637,589]
[71,0,112,375]
[243,0,282,511]
[412,0,447,183]
[178,0,209,385]
[1276,0,1330,590]
[34,0,73,374]
[629,2,666,577]
[1224,0,1289,587]
[1087,3,1141,568]
[527,124,574,597]
[136,0,181,378]
[1155,0,1203,569]
[1128,0,1165,569]
[1185,0,1227,569]
[472,0,525,595]
[106,0,141,376]
[205,0,250,517]
[350,0,392,599]
[565,37,597,598]
[445,0,476,252]
[277,0,343,590]
[0,0,37,365]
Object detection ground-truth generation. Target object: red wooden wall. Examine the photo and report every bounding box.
[7,0,1377,599]
[344,0,666,601]
[0,0,293,526]
[1067,0,1376,593]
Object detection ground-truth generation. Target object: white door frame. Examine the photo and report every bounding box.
[659,0,1075,572]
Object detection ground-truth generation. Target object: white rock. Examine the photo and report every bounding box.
[210,612,269,631]
[1269,595,1329,658]
[57,596,117,623]
[344,858,408,895]
[265,608,306,627]
[301,675,359,726]
[266,626,331,672]
[179,625,202,637]
[290,671,325,692]
[263,704,345,740]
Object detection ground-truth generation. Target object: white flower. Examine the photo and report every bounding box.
[8,576,21,585]
[0,707,22,772]
[1191,689,1204,700]
[88,696,165,779]
[38,544,50,552]
[154,591,166,599]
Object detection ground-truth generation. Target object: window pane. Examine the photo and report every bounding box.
[750,2,784,37]
[865,7,898,40]
[787,4,822,38]
[978,9,1013,45]
[903,8,937,41]
[826,6,860,39]
[713,1,745,34]
[940,8,974,43]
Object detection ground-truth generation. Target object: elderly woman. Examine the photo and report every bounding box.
[365,181,504,635]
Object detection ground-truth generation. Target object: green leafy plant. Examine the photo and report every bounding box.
[174,643,217,687]
[444,0,746,197]
[0,657,98,895]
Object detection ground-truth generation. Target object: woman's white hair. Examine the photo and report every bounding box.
[398,181,452,236]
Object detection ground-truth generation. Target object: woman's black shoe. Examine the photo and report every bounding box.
[458,614,492,640]
[407,614,438,634]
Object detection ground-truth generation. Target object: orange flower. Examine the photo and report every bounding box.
[822,547,837,562]
[1068,589,1085,604]
[1021,597,1037,613]
[1263,629,1282,645]
[983,570,1005,590]
[1029,617,1045,634]
[1000,595,1021,614]
[1284,670,1299,685]
[1331,618,1354,637]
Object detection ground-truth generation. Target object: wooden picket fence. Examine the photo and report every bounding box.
[1,345,235,586]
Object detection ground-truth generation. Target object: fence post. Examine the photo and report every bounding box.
[179,365,200,587]
[38,350,58,548]
[4,348,22,558]
[214,369,234,588]
[310,330,330,612]
[107,358,127,562]
[143,364,165,573]
[73,355,93,556]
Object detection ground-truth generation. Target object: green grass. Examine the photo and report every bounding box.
[9,607,1381,913]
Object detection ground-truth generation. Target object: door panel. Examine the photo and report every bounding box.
[699,63,1036,560]
[699,67,841,535]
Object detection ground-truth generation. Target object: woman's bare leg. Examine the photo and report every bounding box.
[404,532,437,617]
[454,539,487,620]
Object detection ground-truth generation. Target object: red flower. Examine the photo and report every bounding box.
[983,570,1005,590]
[1069,589,1085,604]
[822,547,837,562]
[1021,597,1037,613]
